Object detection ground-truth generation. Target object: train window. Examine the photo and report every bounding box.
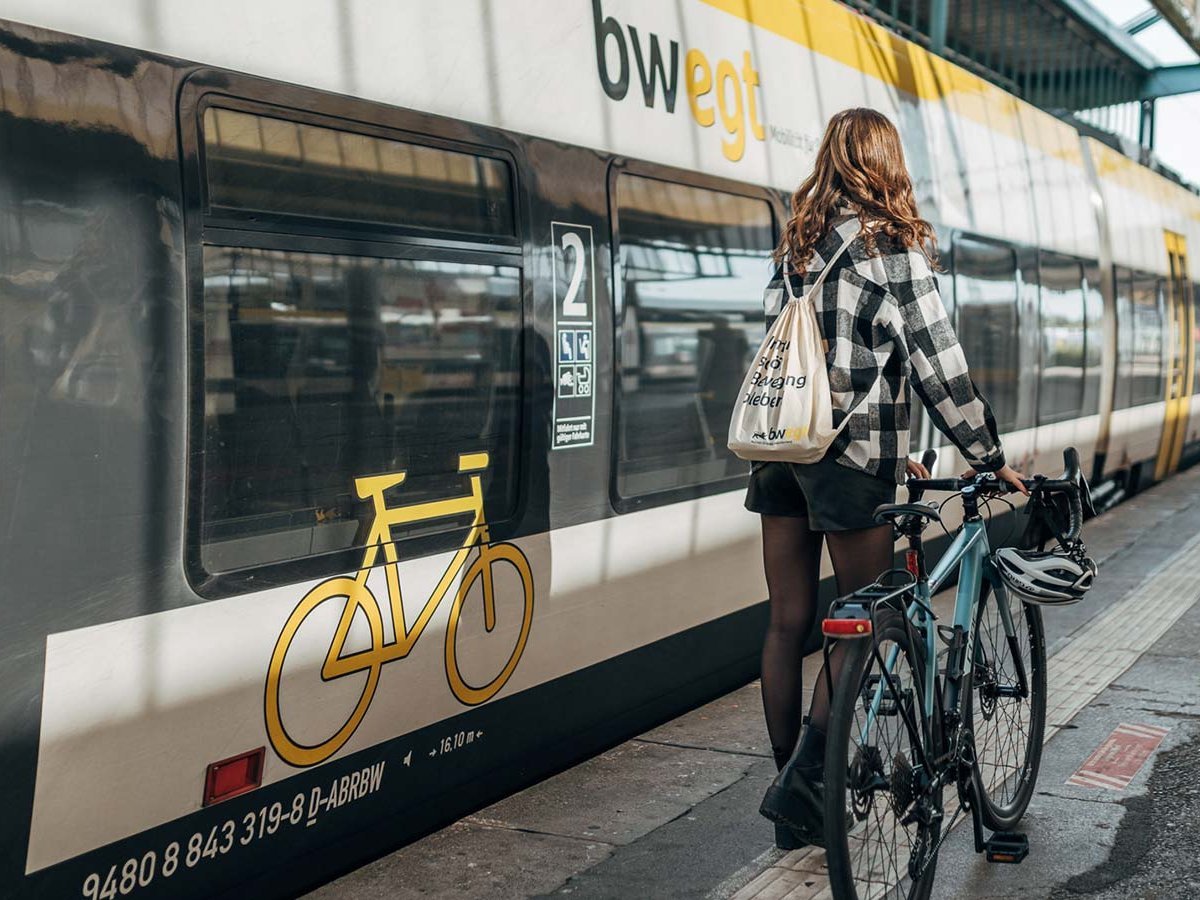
[1082,264,1104,415]
[1130,275,1164,406]
[1194,283,1200,396]
[613,173,774,502]
[1037,254,1086,425]
[1114,267,1135,411]
[198,247,522,574]
[1014,253,1040,431]
[953,236,1019,432]
[203,107,515,237]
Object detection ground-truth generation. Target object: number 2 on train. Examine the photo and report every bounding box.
[560,231,588,316]
[264,453,535,768]
[554,222,594,319]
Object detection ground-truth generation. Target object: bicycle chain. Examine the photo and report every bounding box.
[913,798,966,879]
[912,729,977,880]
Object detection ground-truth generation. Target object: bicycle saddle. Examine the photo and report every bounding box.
[873,502,941,526]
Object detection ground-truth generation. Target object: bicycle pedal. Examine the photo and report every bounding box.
[984,832,1028,864]
[859,675,900,715]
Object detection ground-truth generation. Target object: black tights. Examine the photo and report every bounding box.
[759,515,895,767]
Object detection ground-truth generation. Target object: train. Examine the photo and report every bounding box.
[1,1,1197,897]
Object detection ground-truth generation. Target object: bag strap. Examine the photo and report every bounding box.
[782,228,856,303]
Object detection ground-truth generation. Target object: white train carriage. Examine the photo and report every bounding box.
[0,2,1196,897]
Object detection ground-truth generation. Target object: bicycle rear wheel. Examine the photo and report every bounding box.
[963,579,1047,831]
[825,609,939,900]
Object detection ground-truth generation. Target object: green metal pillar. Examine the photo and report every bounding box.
[1139,98,1157,149]
[929,0,948,53]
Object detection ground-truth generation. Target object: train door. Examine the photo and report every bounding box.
[1154,231,1194,479]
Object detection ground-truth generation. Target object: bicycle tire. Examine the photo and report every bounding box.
[825,608,940,900]
[962,579,1047,831]
[445,541,535,706]
[265,576,385,768]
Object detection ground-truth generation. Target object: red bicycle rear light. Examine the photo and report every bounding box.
[203,747,265,806]
[823,618,873,638]
[905,549,920,577]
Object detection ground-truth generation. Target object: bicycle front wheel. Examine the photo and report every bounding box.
[445,541,534,706]
[825,609,939,900]
[963,579,1047,831]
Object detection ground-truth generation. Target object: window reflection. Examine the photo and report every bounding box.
[1193,283,1200,396]
[1114,267,1135,411]
[1130,276,1164,406]
[200,246,522,572]
[204,108,514,236]
[1082,265,1104,416]
[954,237,1019,432]
[614,174,773,499]
[1038,255,1085,424]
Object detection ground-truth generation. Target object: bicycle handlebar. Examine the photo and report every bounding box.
[906,447,1084,541]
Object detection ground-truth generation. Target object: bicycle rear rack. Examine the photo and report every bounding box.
[821,570,918,639]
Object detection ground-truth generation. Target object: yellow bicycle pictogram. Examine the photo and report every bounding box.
[265,452,534,768]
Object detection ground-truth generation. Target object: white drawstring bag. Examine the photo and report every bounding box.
[728,235,854,463]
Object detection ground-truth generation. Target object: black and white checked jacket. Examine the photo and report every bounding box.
[765,211,1006,484]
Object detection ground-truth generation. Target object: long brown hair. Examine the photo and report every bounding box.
[775,108,937,270]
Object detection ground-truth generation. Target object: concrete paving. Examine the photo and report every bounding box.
[305,466,1200,900]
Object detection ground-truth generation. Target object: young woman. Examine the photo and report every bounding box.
[746,108,1028,849]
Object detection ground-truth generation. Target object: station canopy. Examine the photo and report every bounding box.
[844,0,1200,157]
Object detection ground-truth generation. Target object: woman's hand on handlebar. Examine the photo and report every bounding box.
[960,464,1031,495]
[997,464,1031,495]
[906,458,931,480]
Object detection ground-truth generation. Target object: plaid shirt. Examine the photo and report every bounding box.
[765,211,1005,484]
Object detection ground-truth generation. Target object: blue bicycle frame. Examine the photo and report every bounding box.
[862,508,1017,742]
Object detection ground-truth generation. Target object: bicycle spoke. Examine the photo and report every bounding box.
[841,636,929,898]
[971,584,1042,816]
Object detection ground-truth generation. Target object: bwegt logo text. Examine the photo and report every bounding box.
[591,0,766,161]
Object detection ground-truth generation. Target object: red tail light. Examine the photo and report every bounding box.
[905,549,920,577]
[203,747,265,806]
[822,618,873,638]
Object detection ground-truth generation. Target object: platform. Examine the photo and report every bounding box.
[305,467,1200,900]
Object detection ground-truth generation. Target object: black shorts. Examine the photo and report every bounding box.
[745,456,897,531]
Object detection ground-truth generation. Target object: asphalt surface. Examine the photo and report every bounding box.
[307,465,1200,900]
[1055,731,1200,899]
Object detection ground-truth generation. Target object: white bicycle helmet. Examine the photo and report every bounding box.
[994,546,1096,606]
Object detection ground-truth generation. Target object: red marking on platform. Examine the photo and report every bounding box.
[1066,723,1169,790]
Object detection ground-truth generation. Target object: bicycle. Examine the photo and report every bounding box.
[264,451,535,768]
[819,447,1091,899]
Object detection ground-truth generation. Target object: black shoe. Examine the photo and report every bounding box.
[774,822,809,851]
[760,766,827,848]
